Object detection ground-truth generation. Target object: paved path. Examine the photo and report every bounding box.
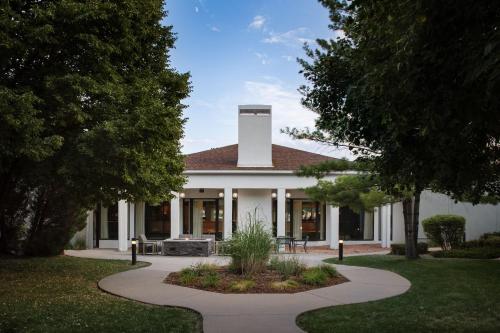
[66,250,410,333]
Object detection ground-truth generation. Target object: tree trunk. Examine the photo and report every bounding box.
[402,189,422,259]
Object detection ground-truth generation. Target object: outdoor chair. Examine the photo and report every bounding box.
[138,234,157,255]
[294,235,309,253]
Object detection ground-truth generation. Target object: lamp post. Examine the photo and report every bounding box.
[131,238,137,265]
[338,239,344,261]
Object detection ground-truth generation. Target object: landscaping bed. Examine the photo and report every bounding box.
[164,260,348,293]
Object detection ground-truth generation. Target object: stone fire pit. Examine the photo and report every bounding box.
[162,238,214,256]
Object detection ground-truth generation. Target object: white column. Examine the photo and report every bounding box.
[277,188,286,236]
[327,205,339,249]
[386,204,392,247]
[118,200,128,251]
[381,205,390,248]
[374,207,380,243]
[85,210,93,249]
[224,187,233,240]
[170,193,180,239]
[129,202,135,240]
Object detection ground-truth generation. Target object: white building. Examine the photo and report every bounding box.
[75,105,500,251]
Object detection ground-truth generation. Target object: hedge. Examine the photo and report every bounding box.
[422,214,465,250]
[431,247,500,259]
[390,243,429,255]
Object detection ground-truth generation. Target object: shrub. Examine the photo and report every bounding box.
[271,279,300,291]
[230,280,255,292]
[480,232,500,240]
[179,268,197,285]
[431,247,500,259]
[391,243,428,255]
[318,264,337,277]
[73,238,87,250]
[268,257,306,280]
[422,215,465,250]
[192,263,218,276]
[201,273,219,288]
[226,210,273,276]
[461,236,500,249]
[302,268,328,286]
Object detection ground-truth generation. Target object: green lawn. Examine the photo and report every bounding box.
[297,255,500,333]
[0,256,202,333]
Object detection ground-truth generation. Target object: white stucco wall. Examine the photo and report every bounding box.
[392,190,500,243]
[237,189,273,232]
[237,105,272,167]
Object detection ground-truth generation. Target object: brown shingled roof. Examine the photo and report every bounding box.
[185,144,336,171]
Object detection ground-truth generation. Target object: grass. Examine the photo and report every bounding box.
[297,255,500,333]
[229,279,255,292]
[0,255,202,333]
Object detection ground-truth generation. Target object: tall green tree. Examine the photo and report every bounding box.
[288,0,500,258]
[0,0,190,255]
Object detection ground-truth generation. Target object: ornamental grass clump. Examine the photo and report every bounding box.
[302,267,328,286]
[269,257,306,280]
[226,210,273,276]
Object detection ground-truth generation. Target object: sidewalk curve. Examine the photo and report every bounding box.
[66,250,410,333]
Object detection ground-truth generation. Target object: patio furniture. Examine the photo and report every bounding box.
[275,236,295,253]
[294,235,309,253]
[138,234,158,255]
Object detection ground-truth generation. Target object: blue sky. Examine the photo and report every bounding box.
[164,0,351,159]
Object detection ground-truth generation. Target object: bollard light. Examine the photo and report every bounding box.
[338,239,344,261]
[131,238,137,265]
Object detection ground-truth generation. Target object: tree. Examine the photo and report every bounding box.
[0,0,190,255]
[288,0,500,258]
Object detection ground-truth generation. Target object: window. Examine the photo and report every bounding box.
[184,199,225,240]
[145,202,171,239]
[339,206,374,241]
[272,199,326,240]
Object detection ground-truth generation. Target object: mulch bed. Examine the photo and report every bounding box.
[164,267,349,294]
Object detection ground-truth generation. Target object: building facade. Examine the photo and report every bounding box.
[74,105,500,251]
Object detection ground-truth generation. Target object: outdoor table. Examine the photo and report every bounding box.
[275,236,296,253]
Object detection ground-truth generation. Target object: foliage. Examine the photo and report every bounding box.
[191,262,218,275]
[299,255,500,332]
[230,280,255,292]
[318,264,338,278]
[390,243,429,255]
[461,236,500,249]
[302,267,329,286]
[66,238,87,251]
[268,256,306,280]
[226,210,273,276]
[0,256,201,332]
[179,268,197,285]
[431,247,500,259]
[422,215,465,250]
[287,0,500,258]
[270,279,300,291]
[0,0,190,255]
[200,272,220,288]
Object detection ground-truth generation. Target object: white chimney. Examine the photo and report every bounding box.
[237,105,273,167]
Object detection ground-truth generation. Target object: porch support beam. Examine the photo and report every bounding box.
[277,188,286,237]
[328,205,339,249]
[118,200,128,251]
[129,202,135,240]
[170,193,181,239]
[224,187,233,240]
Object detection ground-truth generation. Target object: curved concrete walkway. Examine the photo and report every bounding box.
[66,250,410,333]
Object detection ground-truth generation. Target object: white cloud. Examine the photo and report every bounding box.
[195,6,199,13]
[254,52,270,65]
[281,55,294,62]
[210,25,220,32]
[262,27,314,47]
[249,15,266,30]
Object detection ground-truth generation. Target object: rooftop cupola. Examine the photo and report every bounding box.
[237,105,273,167]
